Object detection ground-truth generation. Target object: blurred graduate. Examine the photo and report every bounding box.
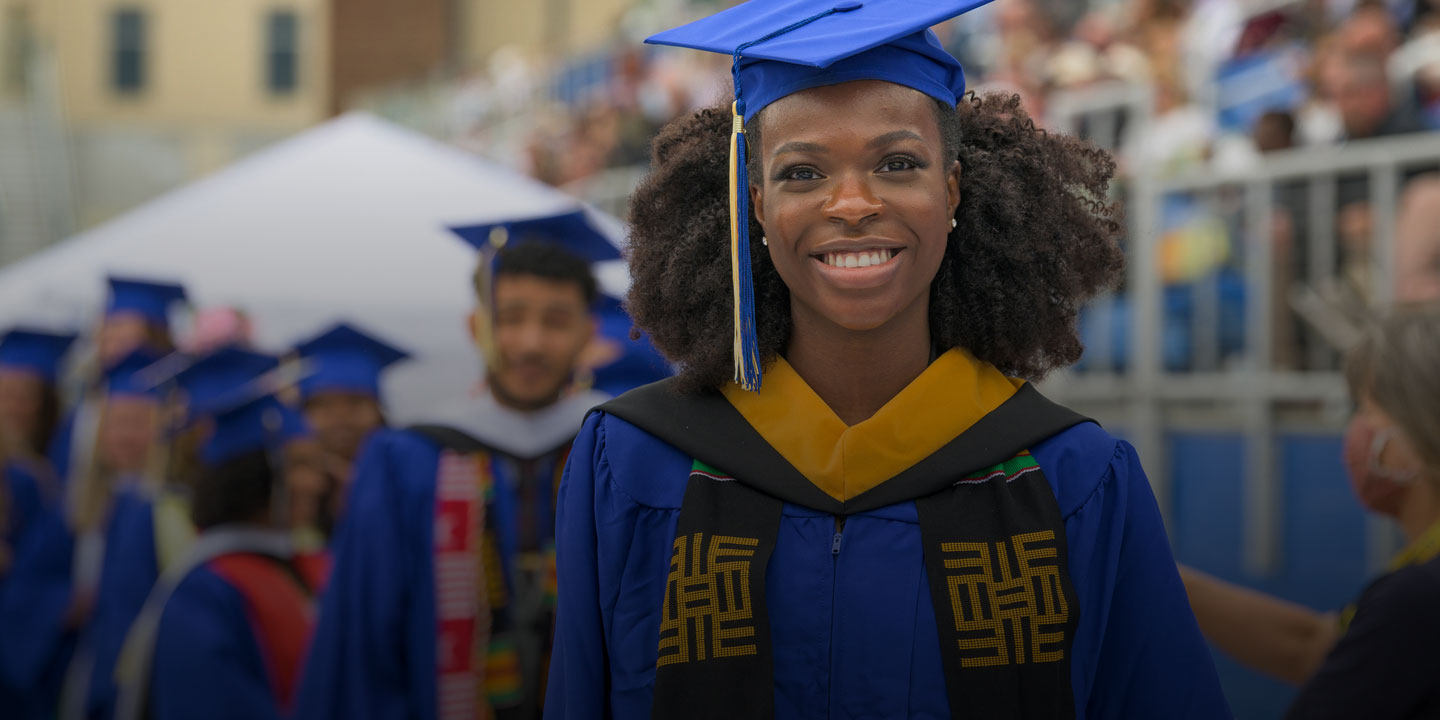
[546,0,1229,717]
[0,328,76,569]
[0,347,170,720]
[66,346,280,720]
[288,322,410,546]
[112,362,322,720]
[49,278,187,488]
[298,210,619,720]
[0,328,76,708]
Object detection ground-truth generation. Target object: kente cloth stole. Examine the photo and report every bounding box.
[598,379,1089,720]
[431,448,527,720]
[432,449,491,720]
[648,455,1079,720]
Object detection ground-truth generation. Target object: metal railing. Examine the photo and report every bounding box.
[1045,82,1440,576]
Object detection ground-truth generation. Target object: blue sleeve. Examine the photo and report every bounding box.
[1066,439,1232,719]
[149,567,282,720]
[46,410,76,485]
[296,430,437,720]
[544,413,609,720]
[87,493,160,717]
[4,463,50,557]
[0,502,75,691]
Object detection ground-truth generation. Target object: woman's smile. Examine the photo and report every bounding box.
[810,245,906,289]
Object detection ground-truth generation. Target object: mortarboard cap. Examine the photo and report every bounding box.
[173,346,279,423]
[200,383,310,466]
[104,348,167,398]
[0,328,78,383]
[448,209,617,368]
[645,0,991,390]
[449,209,623,265]
[106,276,189,326]
[293,322,410,402]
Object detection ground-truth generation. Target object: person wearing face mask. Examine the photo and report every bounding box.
[545,1,1230,718]
[1181,304,1440,719]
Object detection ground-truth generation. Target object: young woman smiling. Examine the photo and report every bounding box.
[544,2,1230,718]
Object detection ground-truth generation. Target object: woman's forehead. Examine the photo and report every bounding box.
[758,81,941,142]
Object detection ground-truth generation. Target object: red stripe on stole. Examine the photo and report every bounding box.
[206,553,316,713]
[433,450,487,720]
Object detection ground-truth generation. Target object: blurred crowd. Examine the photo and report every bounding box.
[439,0,1440,187]
[426,0,1440,379]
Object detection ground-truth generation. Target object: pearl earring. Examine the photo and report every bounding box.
[950,218,957,229]
[761,236,768,246]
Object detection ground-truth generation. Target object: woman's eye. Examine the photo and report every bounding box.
[879,157,918,173]
[783,166,821,181]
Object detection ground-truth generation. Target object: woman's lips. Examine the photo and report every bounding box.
[809,247,905,289]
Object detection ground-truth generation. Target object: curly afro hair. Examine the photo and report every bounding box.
[626,91,1124,392]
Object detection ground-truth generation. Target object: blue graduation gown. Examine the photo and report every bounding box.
[83,488,162,719]
[0,501,80,720]
[3,461,53,585]
[300,388,605,720]
[297,429,567,719]
[147,564,287,720]
[47,408,79,486]
[296,429,445,720]
[545,412,1232,719]
[2,462,57,711]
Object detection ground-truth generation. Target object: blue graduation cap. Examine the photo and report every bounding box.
[200,382,310,465]
[448,209,618,368]
[448,209,622,265]
[293,322,410,402]
[645,0,991,390]
[106,276,188,326]
[173,346,279,422]
[104,348,167,398]
[0,328,78,382]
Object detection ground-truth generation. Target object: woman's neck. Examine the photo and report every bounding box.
[1398,474,1440,544]
[784,297,932,426]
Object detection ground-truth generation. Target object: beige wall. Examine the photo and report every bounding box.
[40,0,329,131]
[0,0,335,226]
[461,0,635,70]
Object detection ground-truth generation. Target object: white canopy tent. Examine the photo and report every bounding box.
[0,113,629,423]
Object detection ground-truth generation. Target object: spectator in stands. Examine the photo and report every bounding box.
[1182,303,1440,718]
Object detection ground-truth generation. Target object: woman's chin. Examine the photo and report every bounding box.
[812,301,910,334]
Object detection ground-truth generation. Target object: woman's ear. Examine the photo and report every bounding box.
[946,160,962,218]
[750,182,766,228]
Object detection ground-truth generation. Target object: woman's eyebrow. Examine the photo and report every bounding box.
[867,129,924,148]
[772,140,826,157]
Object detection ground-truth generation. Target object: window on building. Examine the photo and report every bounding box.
[266,10,298,94]
[4,6,33,94]
[111,8,146,93]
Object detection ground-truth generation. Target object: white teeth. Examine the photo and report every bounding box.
[820,249,898,267]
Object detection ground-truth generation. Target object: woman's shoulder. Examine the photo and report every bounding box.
[1358,554,1440,619]
[1030,422,1137,519]
[579,410,695,510]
